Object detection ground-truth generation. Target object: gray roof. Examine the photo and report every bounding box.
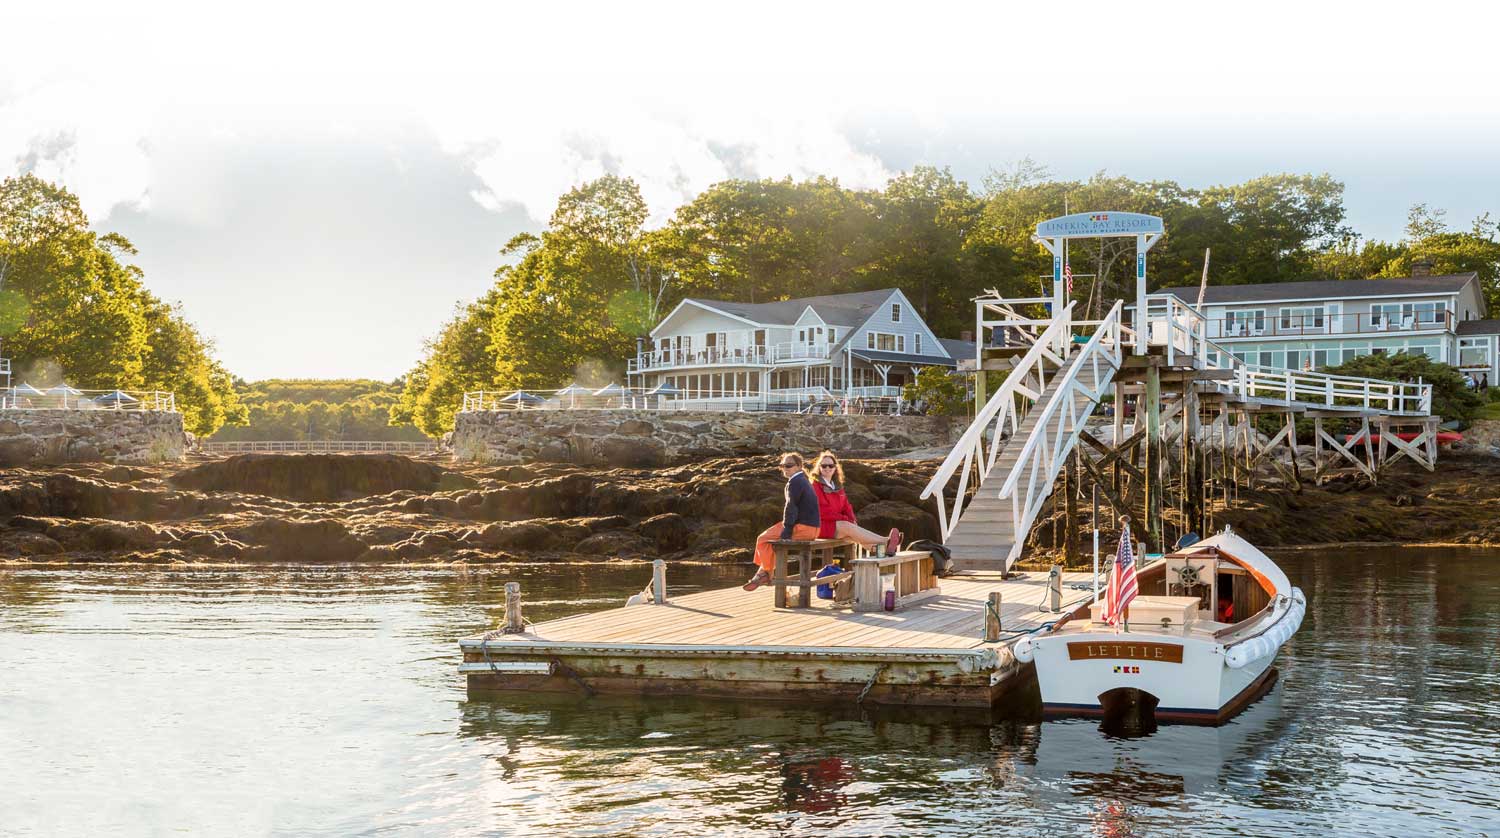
[683,288,898,327]
[938,338,977,360]
[1158,273,1478,305]
[852,348,956,367]
[1457,319,1500,336]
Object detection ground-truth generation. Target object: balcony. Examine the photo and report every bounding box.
[1208,310,1455,340]
[628,342,834,373]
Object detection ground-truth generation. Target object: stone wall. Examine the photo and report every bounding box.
[0,410,186,465]
[450,410,965,465]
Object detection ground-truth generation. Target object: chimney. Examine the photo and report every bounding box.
[960,330,974,343]
[1411,257,1434,278]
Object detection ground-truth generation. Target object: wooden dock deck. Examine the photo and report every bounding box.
[460,570,1093,708]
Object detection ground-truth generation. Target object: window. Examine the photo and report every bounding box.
[1225,309,1266,336]
[798,329,805,342]
[1278,306,1325,332]
[915,334,922,354]
[754,329,766,347]
[1372,301,1445,329]
[866,332,876,349]
[876,333,897,351]
[891,303,902,322]
[1460,337,1492,369]
[827,328,836,344]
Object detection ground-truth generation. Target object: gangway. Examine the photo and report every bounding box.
[921,212,1435,571]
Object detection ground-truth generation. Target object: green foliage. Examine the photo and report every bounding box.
[902,366,969,415]
[1325,352,1481,422]
[390,292,501,437]
[0,174,243,436]
[1313,205,1500,311]
[209,378,427,442]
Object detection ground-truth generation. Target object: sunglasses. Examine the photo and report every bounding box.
[819,463,837,469]
[779,462,798,469]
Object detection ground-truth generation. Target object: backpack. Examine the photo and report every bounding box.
[905,539,954,577]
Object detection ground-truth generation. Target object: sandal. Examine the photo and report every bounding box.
[742,569,771,591]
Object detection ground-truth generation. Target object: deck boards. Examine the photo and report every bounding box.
[480,570,1095,653]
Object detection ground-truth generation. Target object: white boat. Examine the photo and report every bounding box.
[1013,529,1305,726]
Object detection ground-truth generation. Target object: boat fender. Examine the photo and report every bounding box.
[1014,636,1035,663]
[1224,588,1306,669]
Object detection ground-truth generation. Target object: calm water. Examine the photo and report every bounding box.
[3,549,1498,837]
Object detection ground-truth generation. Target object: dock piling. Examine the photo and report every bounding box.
[503,582,524,634]
[652,559,666,604]
[985,591,1003,641]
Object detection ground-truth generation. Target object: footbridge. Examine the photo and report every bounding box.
[198,440,439,456]
[921,212,1437,571]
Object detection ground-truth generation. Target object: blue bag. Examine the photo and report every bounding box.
[815,563,843,599]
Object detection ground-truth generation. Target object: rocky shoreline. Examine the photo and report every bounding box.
[3,451,1499,567]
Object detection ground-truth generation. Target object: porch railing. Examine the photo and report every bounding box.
[1206,309,1456,339]
[461,386,902,415]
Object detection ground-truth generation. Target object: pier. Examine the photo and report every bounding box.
[461,569,1092,707]
[459,210,1439,708]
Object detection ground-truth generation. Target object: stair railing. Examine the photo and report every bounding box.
[920,302,1076,542]
[995,300,1125,566]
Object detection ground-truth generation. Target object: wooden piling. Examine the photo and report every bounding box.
[503,582,524,634]
[652,559,666,604]
[984,591,1003,641]
[1144,364,1162,551]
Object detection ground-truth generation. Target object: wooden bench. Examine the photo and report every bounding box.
[770,539,857,608]
[852,551,941,612]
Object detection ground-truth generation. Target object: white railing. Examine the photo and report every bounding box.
[772,342,832,363]
[199,439,438,455]
[0,388,177,412]
[993,301,1124,566]
[849,385,902,398]
[919,302,1080,544]
[629,345,772,372]
[461,386,901,415]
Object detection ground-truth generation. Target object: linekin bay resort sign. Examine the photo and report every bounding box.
[1035,211,1165,239]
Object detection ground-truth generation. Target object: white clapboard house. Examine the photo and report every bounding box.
[1157,266,1500,384]
[627,288,974,410]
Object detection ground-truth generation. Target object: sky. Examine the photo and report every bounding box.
[2,0,1497,380]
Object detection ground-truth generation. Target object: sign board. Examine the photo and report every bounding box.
[1036,211,1165,239]
[1067,640,1184,664]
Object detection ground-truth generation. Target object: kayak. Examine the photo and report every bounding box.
[1344,431,1462,445]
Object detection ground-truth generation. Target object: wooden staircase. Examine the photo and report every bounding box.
[944,356,1106,571]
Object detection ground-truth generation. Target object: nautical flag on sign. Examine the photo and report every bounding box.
[1102,531,1138,628]
[1064,261,1073,297]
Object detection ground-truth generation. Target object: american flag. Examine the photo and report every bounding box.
[1102,531,1138,627]
[1064,261,1073,297]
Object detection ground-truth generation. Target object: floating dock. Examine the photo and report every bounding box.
[460,570,1092,708]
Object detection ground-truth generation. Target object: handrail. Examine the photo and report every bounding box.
[995,303,1123,558]
[919,302,1078,545]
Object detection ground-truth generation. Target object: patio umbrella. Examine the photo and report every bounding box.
[555,383,593,408]
[13,382,44,396]
[497,390,543,408]
[46,384,84,407]
[93,390,139,408]
[592,383,627,396]
[646,381,680,396]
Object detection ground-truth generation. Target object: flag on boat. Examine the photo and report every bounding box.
[1064,261,1073,297]
[1102,532,1138,627]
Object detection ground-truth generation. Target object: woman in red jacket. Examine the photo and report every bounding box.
[809,450,901,554]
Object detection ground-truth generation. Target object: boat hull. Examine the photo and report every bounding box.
[1028,632,1279,725]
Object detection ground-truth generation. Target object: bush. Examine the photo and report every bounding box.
[902,367,969,415]
[1324,353,1481,422]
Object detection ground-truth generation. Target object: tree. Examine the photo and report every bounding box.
[391,291,501,436]
[902,366,969,415]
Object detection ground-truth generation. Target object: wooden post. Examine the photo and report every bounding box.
[652,559,666,605]
[503,582,523,634]
[1145,364,1162,551]
[1112,381,1126,502]
[984,591,1003,641]
[1063,450,1077,566]
[1049,564,1063,612]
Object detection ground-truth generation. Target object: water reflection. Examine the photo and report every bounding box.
[2,549,1498,836]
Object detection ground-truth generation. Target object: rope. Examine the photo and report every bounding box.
[551,657,596,697]
[856,663,890,705]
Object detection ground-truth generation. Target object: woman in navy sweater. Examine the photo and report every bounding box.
[743,452,821,591]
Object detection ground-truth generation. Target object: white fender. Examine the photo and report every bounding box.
[1224,588,1305,669]
[1013,636,1035,663]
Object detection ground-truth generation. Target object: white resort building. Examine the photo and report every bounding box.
[626,288,974,410]
[1157,266,1499,383]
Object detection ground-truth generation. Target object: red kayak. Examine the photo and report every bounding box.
[1345,431,1463,445]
